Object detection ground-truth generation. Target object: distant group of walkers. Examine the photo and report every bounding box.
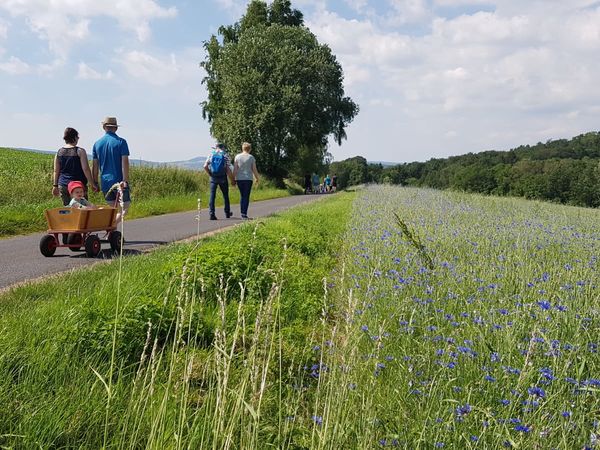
[52,116,261,221]
[304,173,337,194]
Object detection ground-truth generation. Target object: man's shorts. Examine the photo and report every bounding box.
[104,186,131,203]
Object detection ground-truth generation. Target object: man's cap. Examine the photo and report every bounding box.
[102,116,119,127]
[67,180,85,194]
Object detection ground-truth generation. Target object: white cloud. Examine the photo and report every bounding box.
[0,0,177,59]
[0,19,8,39]
[305,2,600,161]
[0,55,30,74]
[387,0,432,24]
[120,50,180,86]
[76,62,114,80]
[434,0,491,6]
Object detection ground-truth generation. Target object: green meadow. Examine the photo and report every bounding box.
[0,148,292,238]
[0,185,598,448]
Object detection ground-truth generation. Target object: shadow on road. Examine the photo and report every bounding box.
[123,240,168,245]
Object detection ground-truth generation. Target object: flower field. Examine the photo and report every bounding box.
[306,185,599,448]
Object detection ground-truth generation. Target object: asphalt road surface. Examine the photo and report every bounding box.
[0,195,323,291]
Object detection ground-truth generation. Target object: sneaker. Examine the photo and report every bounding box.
[226,211,233,218]
[209,214,217,220]
[241,214,249,220]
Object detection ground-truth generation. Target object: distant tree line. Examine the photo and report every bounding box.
[332,131,600,208]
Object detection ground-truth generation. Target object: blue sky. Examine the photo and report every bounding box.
[1,0,600,164]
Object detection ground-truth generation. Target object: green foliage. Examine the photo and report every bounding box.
[330,155,369,189]
[201,1,358,181]
[372,131,600,207]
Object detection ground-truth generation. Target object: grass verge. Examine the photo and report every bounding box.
[0,191,354,448]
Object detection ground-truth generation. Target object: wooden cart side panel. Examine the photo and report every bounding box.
[45,207,118,233]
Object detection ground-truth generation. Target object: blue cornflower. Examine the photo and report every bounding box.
[361,325,369,332]
[514,424,531,433]
[527,386,545,398]
[470,435,479,442]
[456,404,472,416]
[435,443,445,448]
[312,415,323,426]
[485,375,497,382]
[562,411,571,418]
[540,367,555,382]
[500,399,511,406]
[503,366,521,376]
[537,300,551,310]
[491,352,501,362]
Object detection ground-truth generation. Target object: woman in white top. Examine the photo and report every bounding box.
[233,142,260,219]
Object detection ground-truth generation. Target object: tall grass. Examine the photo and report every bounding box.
[298,186,600,448]
[0,192,354,448]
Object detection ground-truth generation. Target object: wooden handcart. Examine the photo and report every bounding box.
[39,206,123,257]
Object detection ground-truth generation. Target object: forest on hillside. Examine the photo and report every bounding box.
[331,131,600,207]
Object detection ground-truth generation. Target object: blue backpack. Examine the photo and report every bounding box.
[210,151,226,177]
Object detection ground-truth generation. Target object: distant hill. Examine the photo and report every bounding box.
[130,156,206,171]
[6,147,207,171]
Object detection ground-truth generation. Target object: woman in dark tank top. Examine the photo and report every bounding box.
[52,127,97,205]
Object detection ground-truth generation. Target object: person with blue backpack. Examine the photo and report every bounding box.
[203,142,234,220]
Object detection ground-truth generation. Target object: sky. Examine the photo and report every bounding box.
[1,0,600,164]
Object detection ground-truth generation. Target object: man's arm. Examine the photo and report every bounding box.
[226,158,235,184]
[92,159,99,186]
[121,155,129,186]
[203,155,211,176]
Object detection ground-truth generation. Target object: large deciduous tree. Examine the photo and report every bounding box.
[201,0,358,181]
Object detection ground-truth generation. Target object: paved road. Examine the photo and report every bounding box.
[0,195,323,291]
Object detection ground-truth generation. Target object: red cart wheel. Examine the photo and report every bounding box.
[40,234,57,257]
[84,235,101,257]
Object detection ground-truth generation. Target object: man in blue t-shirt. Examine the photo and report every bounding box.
[92,116,131,223]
